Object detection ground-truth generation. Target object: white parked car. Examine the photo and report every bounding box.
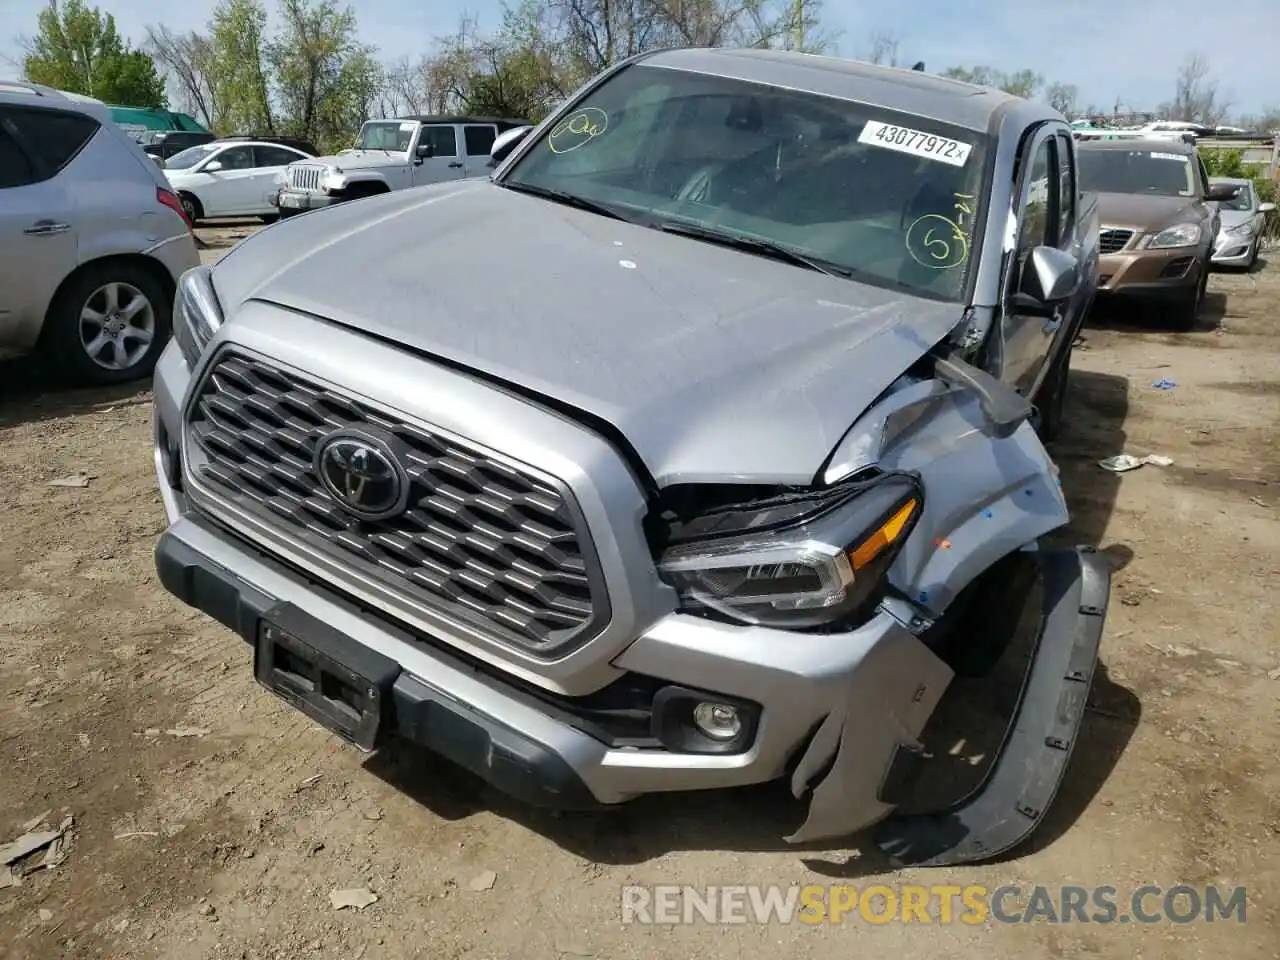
[0,79,200,384]
[163,139,315,223]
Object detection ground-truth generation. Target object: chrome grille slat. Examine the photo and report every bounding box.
[186,352,605,651]
[1099,227,1135,254]
[288,165,323,192]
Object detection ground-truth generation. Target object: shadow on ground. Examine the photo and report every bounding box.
[367,366,1140,873]
[0,356,153,430]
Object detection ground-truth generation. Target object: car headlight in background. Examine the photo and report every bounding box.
[1146,223,1201,249]
[172,265,224,368]
[1223,221,1254,237]
[655,473,922,629]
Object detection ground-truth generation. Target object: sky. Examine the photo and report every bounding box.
[1,0,1277,117]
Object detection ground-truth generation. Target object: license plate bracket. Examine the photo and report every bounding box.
[254,604,400,752]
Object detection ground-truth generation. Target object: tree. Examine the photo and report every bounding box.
[145,25,219,127]
[865,30,898,67]
[21,0,166,107]
[940,64,1043,99]
[268,0,379,149]
[1045,81,1079,119]
[207,0,276,135]
[1162,53,1231,126]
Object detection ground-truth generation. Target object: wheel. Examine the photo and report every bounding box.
[1247,238,1259,271]
[178,191,203,224]
[1170,263,1207,331]
[259,213,280,224]
[43,261,171,385]
[1032,343,1071,444]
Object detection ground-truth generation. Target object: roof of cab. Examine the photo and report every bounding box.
[637,48,1048,133]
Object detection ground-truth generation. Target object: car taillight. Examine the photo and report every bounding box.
[157,186,191,230]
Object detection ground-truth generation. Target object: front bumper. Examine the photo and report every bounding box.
[151,335,954,837]
[1097,244,1203,296]
[277,189,342,211]
[1211,231,1256,266]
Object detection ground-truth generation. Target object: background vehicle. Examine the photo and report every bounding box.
[0,80,199,384]
[163,139,316,223]
[275,115,528,214]
[108,105,209,142]
[154,50,1108,868]
[140,129,217,163]
[220,134,319,157]
[1209,176,1275,270]
[1077,137,1238,329]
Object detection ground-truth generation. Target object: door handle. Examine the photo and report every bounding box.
[24,221,71,236]
[448,161,464,169]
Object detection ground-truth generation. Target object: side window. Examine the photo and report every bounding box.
[1014,137,1057,267]
[4,105,99,176]
[464,125,497,157]
[419,125,459,158]
[0,123,36,189]
[216,146,254,170]
[255,145,304,167]
[1055,134,1076,247]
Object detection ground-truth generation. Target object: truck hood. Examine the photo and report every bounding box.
[1096,191,1208,230]
[210,180,963,486]
[305,149,403,172]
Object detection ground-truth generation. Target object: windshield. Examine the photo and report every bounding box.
[501,64,992,301]
[1217,183,1253,211]
[164,144,219,170]
[356,121,415,151]
[1078,149,1196,197]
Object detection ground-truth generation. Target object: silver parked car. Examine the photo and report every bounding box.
[0,81,200,384]
[1210,176,1275,270]
[153,50,1110,867]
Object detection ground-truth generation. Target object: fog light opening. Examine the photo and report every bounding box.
[692,702,742,741]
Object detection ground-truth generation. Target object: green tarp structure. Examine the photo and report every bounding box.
[107,106,209,139]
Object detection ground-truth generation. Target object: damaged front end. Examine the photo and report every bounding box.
[641,353,1110,865]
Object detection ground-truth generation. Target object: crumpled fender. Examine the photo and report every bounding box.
[787,380,1069,845]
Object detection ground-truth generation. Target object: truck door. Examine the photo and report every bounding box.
[998,126,1066,399]
[461,125,498,177]
[411,125,466,186]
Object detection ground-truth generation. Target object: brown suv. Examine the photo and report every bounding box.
[1077,138,1238,329]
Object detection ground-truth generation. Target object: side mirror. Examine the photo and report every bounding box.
[1013,246,1079,314]
[489,125,533,167]
[415,143,435,159]
[203,160,223,172]
[1259,202,1276,214]
[1205,183,1240,203]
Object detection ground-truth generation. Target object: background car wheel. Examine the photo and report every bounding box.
[1247,239,1259,271]
[43,261,172,386]
[179,191,203,224]
[1170,266,1207,331]
[260,213,280,224]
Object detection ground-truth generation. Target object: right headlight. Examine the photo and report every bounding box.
[172,265,224,368]
[1146,222,1201,249]
[654,474,923,630]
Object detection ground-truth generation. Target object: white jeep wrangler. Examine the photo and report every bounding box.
[275,115,530,214]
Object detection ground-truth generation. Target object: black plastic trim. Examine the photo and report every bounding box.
[154,526,600,809]
[874,545,1109,866]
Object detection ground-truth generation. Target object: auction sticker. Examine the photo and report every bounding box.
[858,120,973,167]
[1149,152,1187,161]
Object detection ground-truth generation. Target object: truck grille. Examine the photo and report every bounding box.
[288,165,323,191]
[1099,228,1134,254]
[185,352,606,653]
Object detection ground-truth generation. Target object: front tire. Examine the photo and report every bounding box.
[43,261,171,386]
[1170,263,1207,332]
[1032,344,1071,445]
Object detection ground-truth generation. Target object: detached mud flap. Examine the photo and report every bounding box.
[874,546,1110,867]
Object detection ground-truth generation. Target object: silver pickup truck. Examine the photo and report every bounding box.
[153,49,1105,867]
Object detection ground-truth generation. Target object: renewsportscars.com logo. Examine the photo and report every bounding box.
[620,884,1249,926]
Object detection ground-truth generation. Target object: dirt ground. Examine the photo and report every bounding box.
[2,222,1278,959]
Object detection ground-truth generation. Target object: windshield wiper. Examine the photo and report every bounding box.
[498,181,631,222]
[656,220,852,278]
